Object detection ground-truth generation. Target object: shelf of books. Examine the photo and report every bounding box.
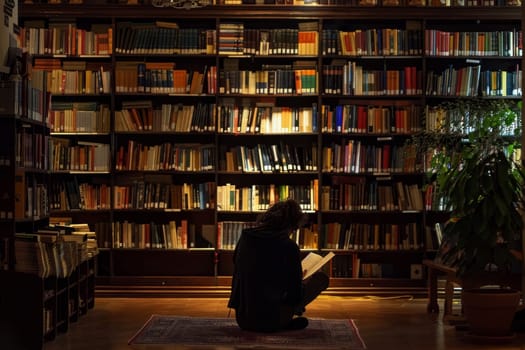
[0,24,101,346]
[0,228,99,350]
[14,2,522,293]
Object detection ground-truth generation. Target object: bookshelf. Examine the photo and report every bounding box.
[0,24,98,350]
[16,2,522,294]
[0,256,97,350]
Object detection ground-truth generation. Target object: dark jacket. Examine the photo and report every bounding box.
[227,225,303,332]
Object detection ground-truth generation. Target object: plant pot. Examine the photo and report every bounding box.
[462,288,521,340]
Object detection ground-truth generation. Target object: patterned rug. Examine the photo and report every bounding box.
[128,315,366,349]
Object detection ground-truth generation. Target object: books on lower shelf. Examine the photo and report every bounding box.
[14,225,99,278]
[115,101,216,132]
[109,220,194,249]
[48,138,111,172]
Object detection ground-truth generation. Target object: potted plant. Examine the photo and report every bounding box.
[411,98,524,340]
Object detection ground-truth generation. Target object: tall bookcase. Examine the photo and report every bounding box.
[16,2,522,294]
[0,24,97,350]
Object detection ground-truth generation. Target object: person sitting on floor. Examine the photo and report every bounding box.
[227,198,329,332]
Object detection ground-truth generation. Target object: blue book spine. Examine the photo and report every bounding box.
[335,105,343,132]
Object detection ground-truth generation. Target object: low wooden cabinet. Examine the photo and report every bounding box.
[0,256,97,350]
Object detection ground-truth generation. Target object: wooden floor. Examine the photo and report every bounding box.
[42,295,525,350]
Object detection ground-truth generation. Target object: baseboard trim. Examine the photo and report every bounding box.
[96,285,430,298]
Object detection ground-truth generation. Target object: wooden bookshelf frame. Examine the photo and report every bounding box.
[16,3,523,294]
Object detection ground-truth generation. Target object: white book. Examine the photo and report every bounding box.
[301,251,335,280]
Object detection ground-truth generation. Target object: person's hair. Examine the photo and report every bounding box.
[256,199,308,232]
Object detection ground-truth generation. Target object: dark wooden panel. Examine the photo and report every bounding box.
[111,249,216,276]
[217,250,234,276]
[0,271,47,350]
[19,4,521,20]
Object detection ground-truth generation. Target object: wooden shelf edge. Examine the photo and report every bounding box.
[19,4,521,20]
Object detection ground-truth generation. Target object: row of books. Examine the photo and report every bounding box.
[217,221,255,250]
[422,181,448,212]
[425,65,523,97]
[219,67,317,95]
[50,222,100,258]
[89,219,424,252]
[48,101,215,133]
[321,179,424,212]
[424,29,522,57]
[46,98,523,137]
[49,138,111,171]
[323,62,422,96]
[217,104,317,134]
[47,179,437,216]
[115,22,214,55]
[49,102,110,133]
[94,220,219,249]
[243,28,318,56]
[32,61,111,95]
[217,182,318,212]
[38,63,524,98]
[29,181,49,220]
[47,176,432,213]
[45,176,433,213]
[49,138,417,173]
[371,263,416,280]
[217,23,244,55]
[113,181,216,210]
[480,69,522,97]
[359,263,397,278]
[107,220,190,249]
[117,23,321,56]
[15,130,48,169]
[14,235,70,278]
[27,59,520,99]
[426,65,476,97]
[14,174,49,220]
[115,101,215,132]
[20,21,523,56]
[18,22,113,56]
[96,220,218,249]
[217,221,320,250]
[220,143,317,173]
[14,226,98,278]
[49,178,110,210]
[320,104,422,134]
[321,221,422,251]
[0,75,48,121]
[421,176,521,214]
[321,142,419,174]
[292,226,319,250]
[424,104,522,134]
[114,141,215,171]
[115,62,215,94]
[219,24,320,56]
[155,103,215,132]
[331,255,355,278]
[20,22,521,58]
[48,175,216,211]
[322,28,423,56]
[332,256,406,279]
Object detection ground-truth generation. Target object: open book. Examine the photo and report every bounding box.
[301,251,335,280]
